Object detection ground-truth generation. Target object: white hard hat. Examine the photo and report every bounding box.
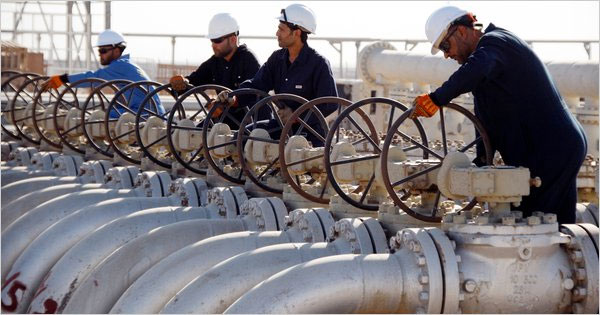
[277,3,317,34]
[208,13,239,39]
[425,6,468,55]
[95,29,126,47]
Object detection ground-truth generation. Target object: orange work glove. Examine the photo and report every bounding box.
[41,75,64,91]
[169,75,188,92]
[409,94,438,119]
[206,100,224,119]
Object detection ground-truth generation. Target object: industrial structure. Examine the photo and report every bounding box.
[1,1,598,314]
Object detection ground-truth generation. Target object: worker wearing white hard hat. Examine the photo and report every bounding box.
[169,13,260,94]
[217,4,337,146]
[41,29,164,114]
[410,6,587,224]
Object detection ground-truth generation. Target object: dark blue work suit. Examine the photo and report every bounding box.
[185,44,260,126]
[429,24,587,224]
[239,43,338,145]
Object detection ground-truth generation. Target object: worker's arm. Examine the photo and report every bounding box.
[430,38,505,105]
[312,58,338,117]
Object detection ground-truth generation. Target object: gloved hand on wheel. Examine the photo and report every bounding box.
[409,94,438,119]
[216,90,237,107]
[41,75,65,91]
[169,75,189,92]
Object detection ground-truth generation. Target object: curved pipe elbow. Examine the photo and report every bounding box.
[225,254,407,314]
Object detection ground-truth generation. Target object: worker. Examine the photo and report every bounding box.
[217,4,337,145]
[41,29,163,115]
[411,6,587,224]
[169,13,260,92]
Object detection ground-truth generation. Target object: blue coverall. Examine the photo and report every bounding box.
[429,23,587,224]
[67,54,164,116]
[239,43,338,145]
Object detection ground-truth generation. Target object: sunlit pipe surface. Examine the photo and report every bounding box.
[1,196,180,314]
[27,205,223,314]
[61,219,249,314]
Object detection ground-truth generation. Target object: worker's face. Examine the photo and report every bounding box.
[211,35,236,58]
[441,26,473,65]
[276,22,298,48]
[98,45,119,65]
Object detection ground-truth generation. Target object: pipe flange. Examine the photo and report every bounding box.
[10,147,38,165]
[136,171,172,197]
[30,151,60,171]
[169,178,209,207]
[560,224,599,313]
[79,160,113,183]
[240,197,288,231]
[285,208,335,242]
[327,217,388,254]
[358,41,397,84]
[425,227,462,313]
[104,165,140,188]
[207,186,248,218]
[390,228,444,314]
[52,155,84,176]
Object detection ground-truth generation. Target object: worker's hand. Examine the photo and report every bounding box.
[41,75,64,92]
[276,106,296,124]
[409,94,438,119]
[205,100,223,119]
[216,91,237,107]
[169,75,188,92]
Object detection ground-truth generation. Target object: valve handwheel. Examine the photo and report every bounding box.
[380,103,493,222]
[202,88,269,184]
[166,84,230,174]
[324,97,429,211]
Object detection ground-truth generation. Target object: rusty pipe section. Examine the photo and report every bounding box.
[359,42,599,99]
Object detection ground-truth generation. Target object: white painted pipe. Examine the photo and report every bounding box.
[1,183,104,231]
[60,197,290,314]
[1,169,56,187]
[111,231,295,314]
[1,188,140,282]
[162,243,349,313]
[26,205,223,314]
[1,194,184,314]
[1,164,133,230]
[359,44,599,99]
[2,176,84,208]
[3,147,38,168]
[0,171,168,285]
[111,208,335,314]
[1,155,88,206]
[225,254,413,314]
[61,219,250,314]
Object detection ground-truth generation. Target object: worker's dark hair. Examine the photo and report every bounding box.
[116,43,126,54]
[283,21,308,43]
[453,13,482,29]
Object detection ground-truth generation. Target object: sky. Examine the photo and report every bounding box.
[1,1,599,75]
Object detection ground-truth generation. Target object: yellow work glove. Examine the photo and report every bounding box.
[41,75,64,91]
[409,94,438,119]
[169,75,188,92]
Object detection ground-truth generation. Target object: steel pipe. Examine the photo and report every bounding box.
[1,195,184,314]
[111,208,334,314]
[60,197,289,313]
[26,205,224,314]
[60,219,248,314]
[225,254,410,314]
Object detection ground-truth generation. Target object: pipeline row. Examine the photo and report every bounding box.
[1,71,598,314]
